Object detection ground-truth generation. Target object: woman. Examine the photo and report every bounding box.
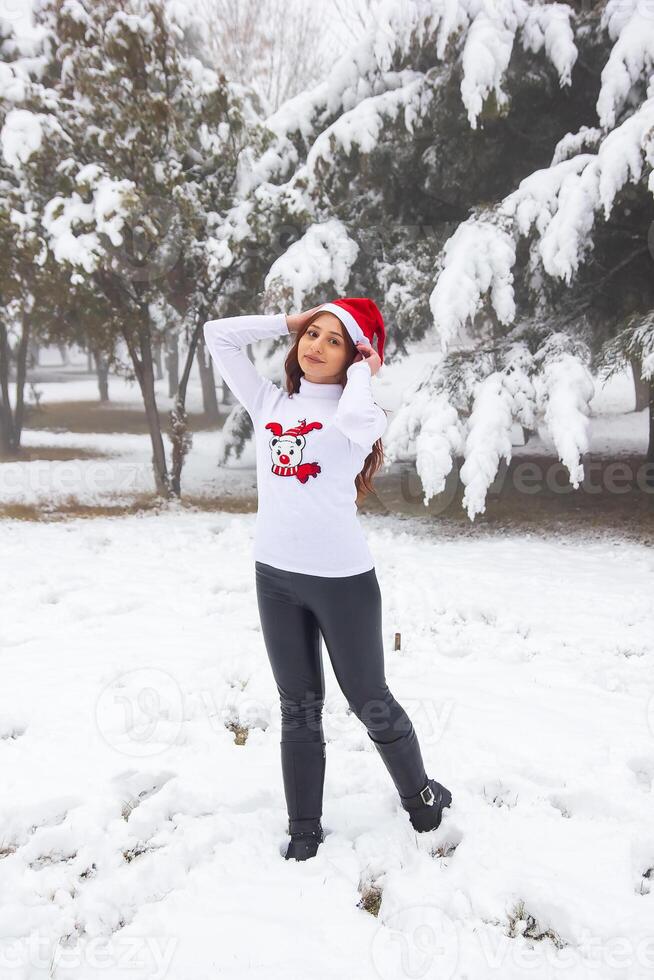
[203,297,452,861]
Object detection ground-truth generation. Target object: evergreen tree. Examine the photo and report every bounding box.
[0,14,60,454]
[225,0,654,516]
[2,0,280,495]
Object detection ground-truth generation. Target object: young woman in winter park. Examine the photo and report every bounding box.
[203,297,452,861]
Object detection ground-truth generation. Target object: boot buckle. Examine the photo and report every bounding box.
[420,784,435,806]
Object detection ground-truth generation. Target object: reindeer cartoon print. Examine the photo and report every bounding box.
[264,418,322,484]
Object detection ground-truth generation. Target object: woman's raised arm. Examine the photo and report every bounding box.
[203,312,290,419]
[333,360,388,450]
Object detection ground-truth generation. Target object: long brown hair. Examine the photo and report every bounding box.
[282,311,386,500]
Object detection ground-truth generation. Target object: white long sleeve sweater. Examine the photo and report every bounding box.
[203,312,387,577]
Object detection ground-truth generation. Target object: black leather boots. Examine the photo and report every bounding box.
[400,778,453,832]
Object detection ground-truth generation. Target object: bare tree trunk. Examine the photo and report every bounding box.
[0,323,14,455]
[124,318,172,498]
[153,338,163,380]
[196,335,220,423]
[648,375,654,466]
[166,333,179,399]
[0,314,30,454]
[141,325,171,497]
[28,339,39,369]
[630,356,650,412]
[13,311,29,445]
[94,351,110,402]
[58,343,68,366]
[169,320,206,496]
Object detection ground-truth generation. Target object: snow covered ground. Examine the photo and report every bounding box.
[0,511,653,979]
[1,354,652,978]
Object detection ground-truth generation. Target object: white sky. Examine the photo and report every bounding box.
[3,0,369,45]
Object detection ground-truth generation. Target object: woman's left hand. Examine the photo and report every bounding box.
[353,340,382,376]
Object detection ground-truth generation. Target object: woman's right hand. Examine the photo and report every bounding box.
[285,305,323,334]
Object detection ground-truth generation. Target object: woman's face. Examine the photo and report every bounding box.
[298,312,350,384]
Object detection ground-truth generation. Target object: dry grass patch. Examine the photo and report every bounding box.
[23,400,222,434]
[0,445,115,462]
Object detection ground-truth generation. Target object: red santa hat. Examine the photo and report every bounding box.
[316,297,386,363]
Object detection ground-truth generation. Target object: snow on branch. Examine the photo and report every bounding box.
[460,372,517,519]
[259,10,429,187]
[460,11,515,128]
[305,71,427,185]
[429,218,516,352]
[263,0,444,147]
[256,0,578,188]
[415,394,467,505]
[432,92,654,350]
[262,218,359,310]
[0,62,28,104]
[530,97,654,281]
[200,175,311,283]
[596,310,654,383]
[1,108,43,166]
[383,368,466,504]
[551,126,602,165]
[261,68,431,189]
[41,167,136,273]
[520,2,577,87]
[1,108,70,168]
[105,8,156,41]
[533,342,594,488]
[460,0,576,128]
[460,344,536,519]
[59,1,92,26]
[598,0,654,128]
[384,332,593,519]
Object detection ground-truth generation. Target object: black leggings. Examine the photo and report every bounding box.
[255,560,431,833]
